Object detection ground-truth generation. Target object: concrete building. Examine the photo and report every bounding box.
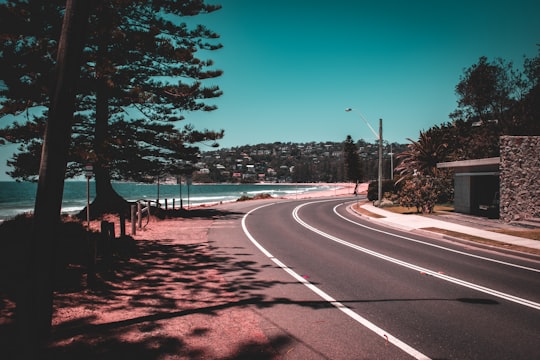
[437,136,539,223]
[437,157,500,218]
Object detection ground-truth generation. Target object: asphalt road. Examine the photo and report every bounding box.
[208,197,540,359]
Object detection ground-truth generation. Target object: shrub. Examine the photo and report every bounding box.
[236,193,273,202]
[396,174,446,213]
[367,180,396,201]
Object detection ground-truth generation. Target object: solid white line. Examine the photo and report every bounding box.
[291,201,540,311]
[241,203,431,360]
[335,202,540,273]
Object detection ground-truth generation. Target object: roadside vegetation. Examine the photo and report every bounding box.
[423,228,540,255]
[349,51,540,216]
[352,200,540,244]
[236,193,273,201]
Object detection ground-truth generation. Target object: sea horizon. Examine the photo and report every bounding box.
[0,180,341,222]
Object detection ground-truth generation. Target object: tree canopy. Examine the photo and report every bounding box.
[397,49,540,179]
[393,48,539,213]
[0,0,224,216]
[451,52,540,136]
[343,135,362,182]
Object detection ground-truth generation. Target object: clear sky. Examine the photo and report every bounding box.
[0,1,539,181]
[184,0,539,148]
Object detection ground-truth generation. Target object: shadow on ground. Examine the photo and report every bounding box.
[152,206,247,221]
[0,209,291,359]
[0,208,502,359]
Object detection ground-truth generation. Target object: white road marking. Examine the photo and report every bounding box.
[336,202,540,273]
[242,203,431,360]
[292,201,540,311]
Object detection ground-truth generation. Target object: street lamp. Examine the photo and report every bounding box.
[345,108,383,206]
[387,142,394,181]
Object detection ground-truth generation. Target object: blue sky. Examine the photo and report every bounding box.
[184,0,539,148]
[0,1,539,180]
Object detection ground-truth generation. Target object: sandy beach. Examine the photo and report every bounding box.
[282,182,364,199]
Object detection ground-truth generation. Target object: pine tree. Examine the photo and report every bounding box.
[343,135,362,182]
[0,0,224,217]
[9,0,93,353]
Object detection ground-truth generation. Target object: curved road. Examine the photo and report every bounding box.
[209,197,540,359]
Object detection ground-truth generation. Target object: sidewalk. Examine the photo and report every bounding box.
[359,202,540,253]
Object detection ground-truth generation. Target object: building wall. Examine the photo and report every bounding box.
[499,136,540,222]
[453,175,471,214]
[453,173,499,216]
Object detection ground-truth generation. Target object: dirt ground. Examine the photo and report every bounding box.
[0,184,361,359]
[56,216,281,359]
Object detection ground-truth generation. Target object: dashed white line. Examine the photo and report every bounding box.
[335,202,540,273]
[242,203,431,360]
[292,201,540,311]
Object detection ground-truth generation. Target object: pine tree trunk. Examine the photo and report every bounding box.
[89,163,131,218]
[88,64,130,218]
[18,1,91,357]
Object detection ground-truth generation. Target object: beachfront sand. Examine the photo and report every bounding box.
[3,182,367,358]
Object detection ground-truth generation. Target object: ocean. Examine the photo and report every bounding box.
[0,181,336,221]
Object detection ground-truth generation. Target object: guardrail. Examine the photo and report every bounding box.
[131,200,151,235]
[129,198,184,235]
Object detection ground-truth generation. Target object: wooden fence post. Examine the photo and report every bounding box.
[119,213,126,237]
[87,233,96,288]
[101,221,111,270]
[131,204,136,235]
[137,201,142,229]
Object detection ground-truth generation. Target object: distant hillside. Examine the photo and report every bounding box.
[190,140,408,184]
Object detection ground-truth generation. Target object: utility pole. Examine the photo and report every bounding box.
[378,118,383,206]
[345,108,384,206]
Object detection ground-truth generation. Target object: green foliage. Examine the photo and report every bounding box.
[395,50,540,183]
[392,49,539,213]
[394,174,447,214]
[343,135,362,182]
[367,179,395,201]
[394,130,449,180]
[0,0,224,183]
[236,193,272,202]
[450,52,540,137]
[454,56,514,122]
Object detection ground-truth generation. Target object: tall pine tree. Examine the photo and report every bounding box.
[12,0,93,353]
[343,135,362,183]
[0,0,224,217]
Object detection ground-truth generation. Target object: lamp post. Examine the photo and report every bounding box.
[388,142,394,180]
[345,108,383,206]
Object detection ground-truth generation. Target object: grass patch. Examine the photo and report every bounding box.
[351,202,385,218]
[384,204,540,241]
[353,202,454,218]
[383,204,455,215]
[353,201,540,254]
[493,228,540,241]
[422,227,540,256]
